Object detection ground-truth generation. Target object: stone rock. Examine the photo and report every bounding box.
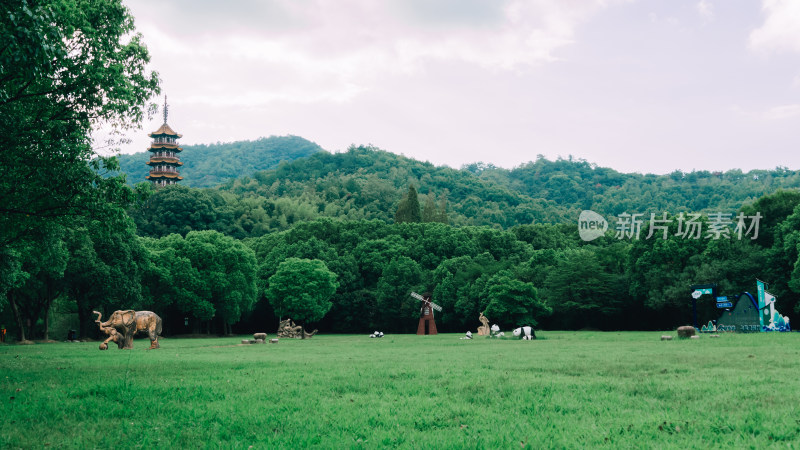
[710,334,720,338]
[269,339,279,344]
[255,339,264,344]
[676,326,696,338]
[660,335,673,341]
[690,335,700,340]
[253,333,267,341]
[241,339,251,345]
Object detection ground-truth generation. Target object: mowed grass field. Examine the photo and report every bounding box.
[1,331,799,449]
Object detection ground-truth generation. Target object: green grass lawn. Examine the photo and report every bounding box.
[1,331,799,448]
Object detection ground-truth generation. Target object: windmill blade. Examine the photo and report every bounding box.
[410,292,442,312]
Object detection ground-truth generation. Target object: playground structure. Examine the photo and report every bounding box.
[691,280,791,333]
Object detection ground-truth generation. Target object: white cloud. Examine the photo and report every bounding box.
[731,103,800,121]
[696,0,714,20]
[763,104,800,120]
[128,0,631,107]
[749,0,800,53]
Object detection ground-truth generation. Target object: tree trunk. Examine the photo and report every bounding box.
[42,298,53,341]
[9,293,26,342]
[41,282,61,341]
[77,304,90,339]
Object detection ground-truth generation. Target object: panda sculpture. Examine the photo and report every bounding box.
[513,326,536,340]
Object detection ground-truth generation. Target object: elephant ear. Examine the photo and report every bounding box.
[121,310,136,327]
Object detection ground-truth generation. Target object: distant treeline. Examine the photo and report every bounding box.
[129,144,800,237]
[6,142,800,340]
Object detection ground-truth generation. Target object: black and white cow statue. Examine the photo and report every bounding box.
[513,326,536,340]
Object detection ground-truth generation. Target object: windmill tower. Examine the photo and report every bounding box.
[411,292,440,335]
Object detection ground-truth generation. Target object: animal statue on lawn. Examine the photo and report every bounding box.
[277,318,318,339]
[489,324,504,338]
[513,326,536,340]
[93,310,162,350]
[477,313,490,336]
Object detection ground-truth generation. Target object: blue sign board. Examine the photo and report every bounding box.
[716,296,728,302]
[716,302,733,309]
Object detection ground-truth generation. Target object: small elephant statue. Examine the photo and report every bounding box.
[94,310,163,350]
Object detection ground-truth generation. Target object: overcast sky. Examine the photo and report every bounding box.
[113,0,800,174]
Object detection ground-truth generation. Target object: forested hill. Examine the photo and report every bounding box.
[220,145,573,228]
[500,159,800,216]
[116,135,323,188]
[216,145,800,228]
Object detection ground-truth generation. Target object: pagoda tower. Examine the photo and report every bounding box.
[146,96,183,187]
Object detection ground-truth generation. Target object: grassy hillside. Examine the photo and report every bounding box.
[116,135,323,188]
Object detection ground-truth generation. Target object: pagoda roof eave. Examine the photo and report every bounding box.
[148,122,182,138]
[146,174,183,180]
[148,146,183,151]
[146,160,183,166]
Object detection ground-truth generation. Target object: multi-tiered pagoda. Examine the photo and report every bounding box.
[146,97,183,187]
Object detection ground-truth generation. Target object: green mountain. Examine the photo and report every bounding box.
[220,145,573,228]
[116,135,323,188]
[499,158,800,216]
[222,145,800,227]
[129,142,800,240]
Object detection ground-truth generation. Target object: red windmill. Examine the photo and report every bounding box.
[411,292,441,335]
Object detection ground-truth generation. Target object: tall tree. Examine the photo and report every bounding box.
[266,258,338,327]
[394,185,421,223]
[6,227,68,341]
[63,218,148,338]
[0,0,160,247]
[483,270,551,328]
[176,231,258,335]
[375,256,422,331]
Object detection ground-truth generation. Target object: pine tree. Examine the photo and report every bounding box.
[395,185,421,223]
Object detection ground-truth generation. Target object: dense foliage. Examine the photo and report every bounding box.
[8,141,800,338]
[0,0,159,250]
[0,0,157,334]
[266,258,338,326]
[4,0,800,339]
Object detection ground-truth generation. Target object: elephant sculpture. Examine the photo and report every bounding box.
[93,310,162,350]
